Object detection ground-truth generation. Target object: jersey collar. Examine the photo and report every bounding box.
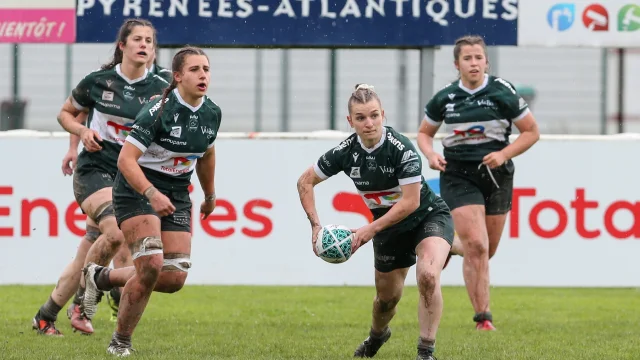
[116,64,149,84]
[357,126,386,154]
[458,73,489,95]
[173,88,204,112]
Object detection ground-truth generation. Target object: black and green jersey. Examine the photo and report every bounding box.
[424,74,530,162]
[71,65,169,175]
[314,126,439,233]
[149,63,172,83]
[126,88,222,191]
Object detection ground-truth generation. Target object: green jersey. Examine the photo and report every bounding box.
[126,88,222,191]
[71,65,169,175]
[314,126,439,233]
[149,63,173,83]
[424,74,530,162]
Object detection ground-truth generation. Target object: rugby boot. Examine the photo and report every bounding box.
[67,303,94,335]
[107,333,135,357]
[106,288,121,322]
[416,349,438,360]
[81,262,104,320]
[476,320,496,331]
[353,327,391,358]
[32,311,63,336]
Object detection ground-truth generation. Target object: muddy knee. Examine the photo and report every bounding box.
[132,236,164,286]
[156,254,191,293]
[417,270,437,298]
[374,293,401,314]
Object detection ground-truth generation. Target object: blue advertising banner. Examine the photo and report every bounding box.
[76,0,518,47]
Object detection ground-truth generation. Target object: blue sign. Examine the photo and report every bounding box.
[76,0,518,47]
[546,3,575,32]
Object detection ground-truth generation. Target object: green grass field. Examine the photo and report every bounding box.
[2,285,639,359]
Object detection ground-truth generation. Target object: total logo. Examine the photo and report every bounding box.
[453,125,485,137]
[107,121,134,136]
[173,155,200,167]
[547,3,640,32]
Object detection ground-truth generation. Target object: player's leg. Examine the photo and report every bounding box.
[482,159,515,260]
[32,226,97,336]
[414,199,455,360]
[354,231,412,358]
[439,161,493,330]
[106,245,133,322]
[72,169,124,320]
[107,214,163,357]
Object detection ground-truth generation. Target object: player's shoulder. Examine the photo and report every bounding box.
[202,96,221,113]
[489,75,518,96]
[432,80,460,100]
[329,132,358,156]
[78,67,113,83]
[143,93,171,119]
[384,126,413,153]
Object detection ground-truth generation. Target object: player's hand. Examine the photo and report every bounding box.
[79,128,103,152]
[311,224,322,256]
[482,151,507,169]
[200,198,216,220]
[351,224,376,253]
[61,150,78,176]
[426,152,447,172]
[148,190,176,217]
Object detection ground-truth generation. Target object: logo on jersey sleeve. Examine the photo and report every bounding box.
[401,150,418,164]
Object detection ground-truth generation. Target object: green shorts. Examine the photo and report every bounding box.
[439,159,515,216]
[373,197,454,273]
[112,172,192,233]
[72,167,115,206]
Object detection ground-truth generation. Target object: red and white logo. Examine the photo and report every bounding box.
[582,4,609,31]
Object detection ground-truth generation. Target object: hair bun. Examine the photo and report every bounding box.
[355,83,374,91]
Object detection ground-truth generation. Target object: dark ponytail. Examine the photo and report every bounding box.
[101,18,157,71]
[155,45,208,121]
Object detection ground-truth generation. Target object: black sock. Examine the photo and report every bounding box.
[473,311,493,323]
[95,267,114,291]
[110,287,122,306]
[39,297,62,322]
[72,287,84,305]
[417,337,435,354]
[113,331,132,347]
[369,326,389,339]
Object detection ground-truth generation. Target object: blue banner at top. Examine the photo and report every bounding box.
[75,0,518,47]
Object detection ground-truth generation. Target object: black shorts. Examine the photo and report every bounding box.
[112,172,192,233]
[73,167,115,206]
[373,197,455,273]
[440,159,514,216]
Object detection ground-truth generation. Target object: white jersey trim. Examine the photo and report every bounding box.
[424,115,441,126]
[116,64,149,84]
[313,163,329,180]
[398,175,422,186]
[126,136,147,152]
[173,88,204,113]
[71,97,87,111]
[512,108,531,122]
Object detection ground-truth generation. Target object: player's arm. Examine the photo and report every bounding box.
[196,145,216,203]
[297,166,327,229]
[61,113,86,175]
[501,112,539,161]
[417,99,446,171]
[58,75,102,151]
[369,182,421,234]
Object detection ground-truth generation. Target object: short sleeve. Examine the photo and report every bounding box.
[313,148,344,180]
[495,78,530,122]
[125,101,162,152]
[395,143,422,186]
[423,96,443,126]
[70,72,97,111]
[208,106,222,149]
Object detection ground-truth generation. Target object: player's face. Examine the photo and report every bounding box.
[176,55,210,97]
[120,26,155,67]
[455,44,487,85]
[347,100,384,144]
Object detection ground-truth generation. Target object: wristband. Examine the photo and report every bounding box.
[143,186,156,199]
[204,194,216,202]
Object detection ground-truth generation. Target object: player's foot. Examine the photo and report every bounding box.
[107,333,134,357]
[81,262,105,320]
[106,288,121,323]
[442,252,453,270]
[66,303,94,335]
[32,311,63,336]
[416,349,438,360]
[353,327,391,358]
[476,320,496,331]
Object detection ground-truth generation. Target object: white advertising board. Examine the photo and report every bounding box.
[518,1,640,47]
[0,132,639,287]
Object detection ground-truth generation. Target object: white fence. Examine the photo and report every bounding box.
[1,130,639,287]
